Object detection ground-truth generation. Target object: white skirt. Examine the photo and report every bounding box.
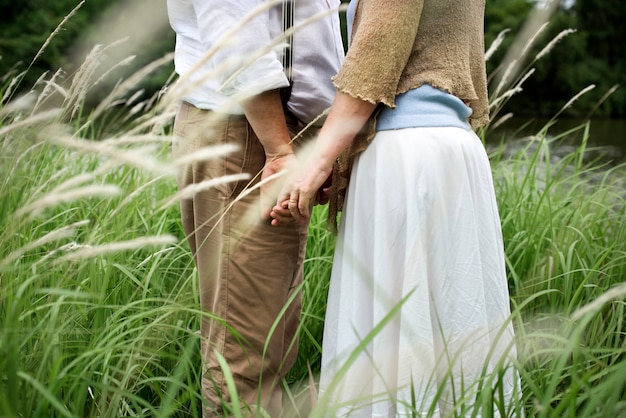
[318,127,518,417]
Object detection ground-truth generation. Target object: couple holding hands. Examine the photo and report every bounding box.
[167,0,519,416]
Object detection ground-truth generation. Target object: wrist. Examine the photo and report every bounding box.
[264,145,294,159]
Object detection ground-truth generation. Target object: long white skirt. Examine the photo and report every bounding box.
[318,127,518,417]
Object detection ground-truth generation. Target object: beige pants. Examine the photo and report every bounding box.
[172,102,309,417]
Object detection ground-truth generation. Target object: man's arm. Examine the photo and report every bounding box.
[241,89,296,220]
[241,89,292,157]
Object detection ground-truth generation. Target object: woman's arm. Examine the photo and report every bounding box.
[271,91,376,225]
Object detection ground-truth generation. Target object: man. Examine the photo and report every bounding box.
[166,0,344,416]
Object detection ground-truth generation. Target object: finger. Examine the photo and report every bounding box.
[275,186,291,208]
[288,195,306,224]
[271,209,294,220]
[271,205,292,218]
[270,212,296,225]
[298,194,313,220]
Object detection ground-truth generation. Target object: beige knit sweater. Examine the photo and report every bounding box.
[326,0,490,231]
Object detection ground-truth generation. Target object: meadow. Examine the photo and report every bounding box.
[1,6,626,418]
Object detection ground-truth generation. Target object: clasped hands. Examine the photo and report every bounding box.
[262,151,333,227]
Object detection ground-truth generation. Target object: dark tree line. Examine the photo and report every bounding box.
[487,0,626,118]
[1,0,624,119]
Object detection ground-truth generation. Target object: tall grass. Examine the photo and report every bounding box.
[491,125,626,417]
[1,3,626,417]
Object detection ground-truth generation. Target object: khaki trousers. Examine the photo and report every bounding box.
[172,102,308,417]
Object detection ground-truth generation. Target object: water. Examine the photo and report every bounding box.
[488,117,626,165]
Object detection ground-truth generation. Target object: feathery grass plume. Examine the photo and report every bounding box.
[488,68,535,123]
[0,89,36,117]
[28,1,85,72]
[514,68,536,91]
[110,175,167,218]
[0,71,26,105]
[550,84,596,122]
[136,246,177,268]
[110,88,148,122]
[37,161,119,196]
[122,89,145,108]
[102,132,171,146]
[18,36,133,123]
[33,241,87,267]
[32,69,68,114]
[42,168,111,197]
[0,220,90,268]
[172,143,240,168]
[69,0,170,89]
[489,86,523,110]
[571,282,626,320]
[14,184,121,219]
[123,107,178,136]
[53,235,177,263]
[159,174,251,210]
[0,109,61,138]
[25,153,118,204]
[485,29,510,62]
[81,52,174,131]
[520,22,549,59]
[31,70,51,91]
[91,52,136,90]
[492,0,559,91]
[535,29,577,61]
[123,99,148,122]
[492,59,518,101]
[51,134,172,175]
[491,112,514,130]
[586,83,620,119]
[63,44,107,121]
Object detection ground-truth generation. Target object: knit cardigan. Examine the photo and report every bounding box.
[326,0,490,232]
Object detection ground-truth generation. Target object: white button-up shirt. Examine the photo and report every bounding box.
[167,0,345,123]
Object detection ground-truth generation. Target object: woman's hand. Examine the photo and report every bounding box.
[269,166,332,226]
[270,90,377,225]
[272,161,333,225]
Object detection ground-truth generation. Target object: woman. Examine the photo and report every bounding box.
[271,0,519,415]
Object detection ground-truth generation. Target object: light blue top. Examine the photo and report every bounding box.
[347,0,356,44]
[346,0,472,132]
[376,85,472,131]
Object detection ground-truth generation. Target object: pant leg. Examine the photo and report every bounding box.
[172,102,306,417]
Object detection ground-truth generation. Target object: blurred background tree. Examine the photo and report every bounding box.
[0,0,173,111]
[495,0,625,117]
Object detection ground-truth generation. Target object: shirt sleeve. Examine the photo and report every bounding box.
[192,0,289,97]
[332,0,423,108]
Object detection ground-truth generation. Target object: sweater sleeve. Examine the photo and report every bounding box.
[332,0,424,108]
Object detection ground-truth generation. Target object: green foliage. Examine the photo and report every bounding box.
[1,2,626,417]
[2,113,626,416]
[488,123,626,416]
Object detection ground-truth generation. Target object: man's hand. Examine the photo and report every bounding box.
[261,152,296,221]
[240,89,295,221]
